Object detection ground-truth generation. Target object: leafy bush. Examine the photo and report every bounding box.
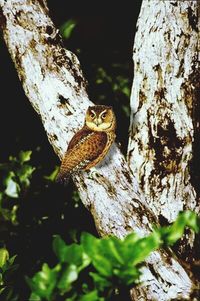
[0,248,18,301]
[0,150,97,300]
[0,150,35,225]
[27,211,200,301]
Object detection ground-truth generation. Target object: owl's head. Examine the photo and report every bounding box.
[85,105,116,132]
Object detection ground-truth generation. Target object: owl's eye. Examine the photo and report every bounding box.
[90,112,95,118]
[101,112,107,119]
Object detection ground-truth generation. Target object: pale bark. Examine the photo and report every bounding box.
[0,0,196,300]
[128,0,199,260]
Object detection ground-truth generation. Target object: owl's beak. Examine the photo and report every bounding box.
[94,118,101,126]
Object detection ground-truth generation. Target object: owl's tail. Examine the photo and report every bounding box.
[56,170,70,185]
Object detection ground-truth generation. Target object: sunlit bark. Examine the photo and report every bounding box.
[128,0,199,262]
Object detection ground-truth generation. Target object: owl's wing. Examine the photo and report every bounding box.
[56,130,108,183]
[67,128,93,151]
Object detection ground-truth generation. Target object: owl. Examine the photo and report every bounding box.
[56,105,116,183]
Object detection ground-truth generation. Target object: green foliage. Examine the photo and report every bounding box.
[44,166,59,182]
[96,66,131,99]
[0,148,96,300]
[27,211,200,301]
[94,65,131,117]
[0,151,35,224]
[156,210,200,245]
[27,263,59,301]
[0,249,18,300]
[0,248,9,268]
[60,19,77,40]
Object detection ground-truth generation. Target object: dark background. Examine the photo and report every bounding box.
[0,1,142,159]
[0,1,142,299]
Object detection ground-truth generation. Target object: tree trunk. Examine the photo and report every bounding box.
[0,0,197,299]
[128,0,199,262]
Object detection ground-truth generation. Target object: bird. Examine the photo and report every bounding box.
[56,105,116,183]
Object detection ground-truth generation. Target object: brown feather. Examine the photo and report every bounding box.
[56,128,109,182]
[67,128,93,151]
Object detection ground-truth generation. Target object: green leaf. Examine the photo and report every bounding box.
[0,287,6,295]
[17,164,35,186]
[81,232,98,258]
[27,263,57,300]
[29,292,41,301]
[184,211,200,232]
[79,252,91,271]
[0,208,10,221]
[160,211,200,245]
[8,155,17,163]
[129,231,161,265]
[60,19,77,39]
[82,235,114,276]
[123,232,139,245]
[1,255,18,275]
[92,255,113,278]
[79,290,99,301]
[44,166,59,181]
[115,266,141,285]
[10,205,18,225]
[19,150,32,164]
[90,272,111,291]
[97,236,124,265]
[63,244,83,266]
[8,255,17,266]
[122,233,140,263]
[0,249,9,268]
[53,235,67,262]
[53,236,86,266]
[58,264,78,293]
[4,255,17,272]
[4,173,20,198]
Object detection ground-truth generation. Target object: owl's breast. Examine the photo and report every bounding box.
[72,130,108,162]
[83,131,115,170]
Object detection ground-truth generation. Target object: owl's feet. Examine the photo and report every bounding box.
[88,170,99,180]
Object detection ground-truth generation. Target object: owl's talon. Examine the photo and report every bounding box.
[88,170,98,180]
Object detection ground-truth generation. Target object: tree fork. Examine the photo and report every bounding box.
[0,0,196,299]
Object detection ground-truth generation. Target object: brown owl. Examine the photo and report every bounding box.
[56,105,116,183]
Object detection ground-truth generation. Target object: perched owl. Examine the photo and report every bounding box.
[56,105,116,183]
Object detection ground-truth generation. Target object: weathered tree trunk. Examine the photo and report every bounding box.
[0,0,197,299]
[128,0,199,261]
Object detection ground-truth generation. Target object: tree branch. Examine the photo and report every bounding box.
[128,0,199,260]
[0,0,195,299]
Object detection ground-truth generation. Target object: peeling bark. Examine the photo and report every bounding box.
[0,0,197,299]
[128,0,200,262]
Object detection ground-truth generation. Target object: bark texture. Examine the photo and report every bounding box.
[0,0,197,300]
[128,0,199,261]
